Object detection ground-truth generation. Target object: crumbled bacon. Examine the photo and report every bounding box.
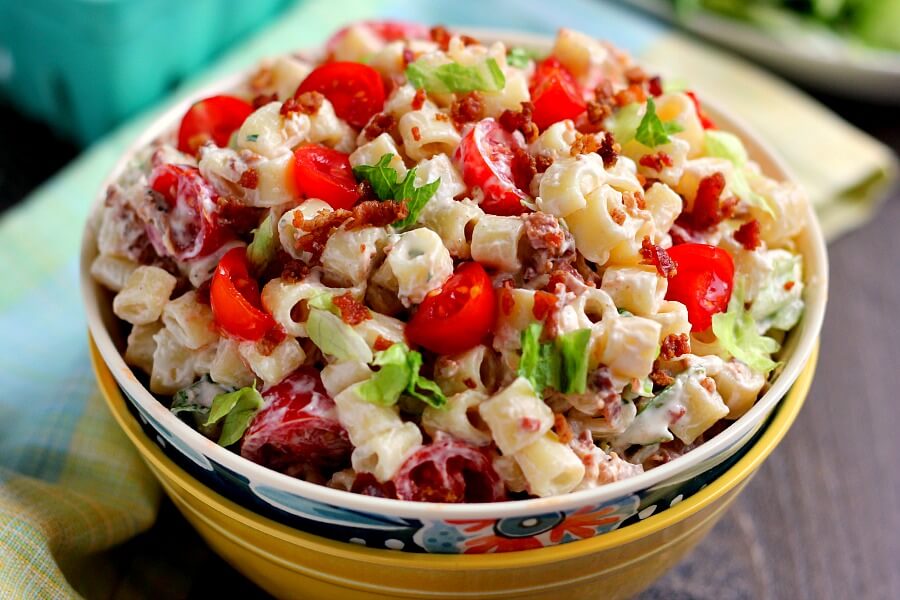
[734,219,761,251]
[638,152,673,172]
[362,112,397,141]
[373,336,394,352]
[622,191,645,215]
[594,80,615,105]
[332,292,372,325]
[411,88,426,111]
[279,97,301,117]
[614,83,647,107]
[430,25,452,50]
[640,236,678,279]
[610,206,626,226]
[459,34,480,46]
[650,361,675,387]
[238,168,259,190]
[356,179,377,202]
[784,281,796,291]
[499,287,516,316]
[659,333,690,360]
[292,200,409,260]
[450,92,483,127]
[463,378,478,389]
[597,132,619,168]
[625,66,647,85]
[411,125,422,141]
[689,172,728,230]
[498,102,538,142]
[532,290,558,321]
[586,100,612,125]
[257,327,287,357]
[510,146,537,191]
[252,92,278,109]
[570,132,601,157]
[351,200,409,228]
[553,413,574,444]
[535,153,554,173]
[281,259,310,284]
[523,212,567,254]
[295,91,324,115]
[647,76,664,97]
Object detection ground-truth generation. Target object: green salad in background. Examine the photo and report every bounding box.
[671,0,900,52]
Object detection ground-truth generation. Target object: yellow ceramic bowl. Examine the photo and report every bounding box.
[92,337,816,600]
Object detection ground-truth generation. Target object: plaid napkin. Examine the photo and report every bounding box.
[0,0,895,597]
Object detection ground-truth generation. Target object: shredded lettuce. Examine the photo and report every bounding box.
[607,102,644,144]
[308,292,336,312]
[751,250,804,331]
[507,47,541,69]
[406,57,506,94]
[357,343,447,409]
[352,153,441,229]
[705,130,748,166]
[204,386,264,447]
[712,284,781,374]
[246,210,279,273]
[518,324,592,395]
[634,98,684,148]
[557,329,592,394]
[307,308,373,363]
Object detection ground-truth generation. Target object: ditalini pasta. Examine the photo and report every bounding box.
[93,23,809,503]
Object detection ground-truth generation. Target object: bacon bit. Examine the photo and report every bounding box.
[238,168,259,190]
[356,179,377,202]
[610,206,626,226]
[614,83,647,107]
[700,377,716,394]
[535,153,554,173]
[351,200,409,228]
[292,201,410,260]
[281,259,310,284]
[498,102,538,142]
[637,173,649,189]
[523,212,567,254]
[252,92,278,109]
[459,34,480,46]
[363,113,397,140]
[595,79,615,105]
[296,91,324,115]
[597,132,619,168]
[690,172,727,230]
[586,100,612,126]
[451,92,484,128]
[411,88,427,111]
[463,378,478,389]
[648,75,664,97]
[429,25,452,51]
[659,333,690,360]
[434,112,450,123]
[640,236,678,279]
[499,288,516,316]
[332,292,372,325]
[734,219,762,251]
[510,146,537,191]
[279,97,301,117]
[402,48,416,67]
[520,417,542,432]
[625,66,647,85]
[784,281,796,291]
[411,125,422,141]
[650,361,675,387]
[257,327,287,357]
[373,336,394,352]
[570,132,601,157]
[532,290,558,321]
[638,151,674,172]
[553,413,574,445]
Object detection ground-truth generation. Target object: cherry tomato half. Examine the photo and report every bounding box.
[406,262,497,355]
[240,368,352,475]
[454,118,529,216]
[686,91,716,130]
[325,20,430,56]
[295,62,385,128]
[529,57,586,131]
[292,144,361,210]
[148,164,232,261]
[210,247,276,340]
[176,95,254,156]
[393,435,506,503]
[665,243,735,332]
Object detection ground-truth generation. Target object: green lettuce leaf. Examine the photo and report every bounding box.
[352,154,397,201]
[406,57,506,94]
[357,343,447,409]
[606,102,644,144]
[750,250,804,331]
[557,328,592,394]
[507,47,541,69]
[635,98,683,148]
[204,386,264,447]
[307,308,373,363]
[518,323,561,394]
[712,284,781,374]
[246,210,279,273]
[353,153,441,229]
[704,130,748,166]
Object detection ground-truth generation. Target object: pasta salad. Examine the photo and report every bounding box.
[91,22,808,502]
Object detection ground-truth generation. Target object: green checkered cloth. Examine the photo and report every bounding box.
[0,0,895,597]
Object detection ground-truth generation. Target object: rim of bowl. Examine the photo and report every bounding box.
[92,334,816,565]
[80,28,828,520]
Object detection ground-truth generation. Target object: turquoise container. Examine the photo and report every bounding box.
[0,0,292,144]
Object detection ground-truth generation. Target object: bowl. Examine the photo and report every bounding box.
[80,29,828,554]
[91,334,817,599]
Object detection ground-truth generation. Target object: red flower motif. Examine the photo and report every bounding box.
[548,505,620,543]
[463,533,544,554]
[446,518,495,534]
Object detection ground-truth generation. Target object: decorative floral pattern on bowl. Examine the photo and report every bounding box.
[119,381,764,553]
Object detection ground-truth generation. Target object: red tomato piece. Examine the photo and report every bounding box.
[295,62,385,128]
[325,20,430,55]
[454,118,530,216]
[292,144,360,209]
[665,243,735,332]
[393,435,506,503]
[240,368,352,476]
[148,164,232,261]
[686,91,716,130]
[406,262,497,355]
[210,247,276,340]
[176,95,254,156]
[529,57,586,131]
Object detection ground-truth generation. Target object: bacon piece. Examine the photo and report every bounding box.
[281,258,310,284]
[238,168,259,190]
[614,83,647,107]
[450,92,484,127]
[350,199,408,228]
[373,335,394,352]
[638,151,673,172]
[257,327,287,357]
[499,287,516,316]
[411,125,422,141]
[362,112,396,141]
[570,132,601,157]
[784,281,796,291]
[429,25,452,51]
[553,413,574,445]
[510,146,537,192]
[625,66,648,85]
[296,91,324,114]
[535,153,553,173]
[523,212,567,254]
[659,333,690,360]
[648,76,664,97]
[586,100,612,126]
[294,209,353,257]
[650,361,675,387]
[332,292,371,325]
[252,93,278,109]
[498,101,538,143]
[734,219,761,251]
[411,88,427,110]
[597,132,619,168]
[610,206,626,226]
[532,290,558,321]
[690,172,727,230]
[640,236,677,279]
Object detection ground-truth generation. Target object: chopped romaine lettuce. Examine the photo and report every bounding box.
[712,283,781,374]
[246,210,278,273]
[751,250,804,331]
[405,57,505,94]
[204,386,264,447]
[307,308,373,363]
[357,343,447,408]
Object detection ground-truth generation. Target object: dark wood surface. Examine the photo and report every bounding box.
[2,82,898,598]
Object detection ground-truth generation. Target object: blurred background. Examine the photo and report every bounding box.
[1,0,898,598]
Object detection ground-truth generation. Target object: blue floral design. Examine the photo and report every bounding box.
[494,513,565,538]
